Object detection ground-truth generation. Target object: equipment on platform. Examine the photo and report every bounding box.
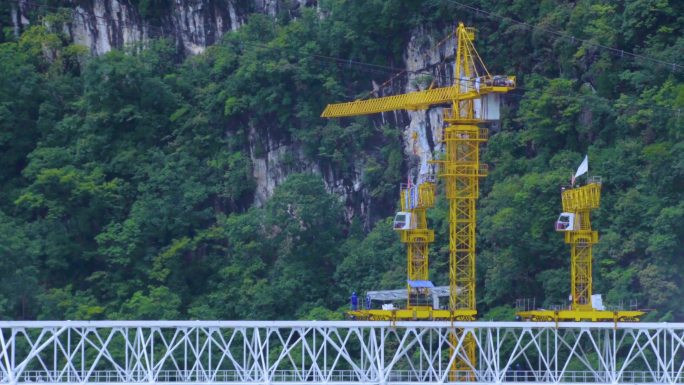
[365,285,455,310]
[517,160,645,322]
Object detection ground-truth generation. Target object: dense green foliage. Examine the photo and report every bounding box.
[0,0,682,321]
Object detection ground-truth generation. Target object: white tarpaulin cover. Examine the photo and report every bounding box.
[365,286,460,309]
[365,286,452,301]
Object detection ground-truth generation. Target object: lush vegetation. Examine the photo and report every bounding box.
[0,0,682,321]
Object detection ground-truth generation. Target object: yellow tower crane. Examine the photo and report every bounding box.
[322,23,514,322]
[517,174,645,321]
[324,23,514,382]
[347,175,437,320]
[399,179,436,310]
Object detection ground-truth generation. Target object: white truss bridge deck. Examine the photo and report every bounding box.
[0,321,683,384]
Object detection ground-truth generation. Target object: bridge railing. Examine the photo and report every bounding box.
[1,321,683,384]
[12,369,684,383]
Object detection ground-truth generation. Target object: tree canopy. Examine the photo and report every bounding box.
[0,0,682,321]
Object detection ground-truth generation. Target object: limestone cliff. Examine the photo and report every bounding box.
[9,1,451,225]
[9,0,316,55]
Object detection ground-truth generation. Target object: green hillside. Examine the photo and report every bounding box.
[0,0,682,321]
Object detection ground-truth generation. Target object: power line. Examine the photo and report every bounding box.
[18,0,681,80]
[13,0,683,75]
[440,0,683,72]
[9,0,683,118]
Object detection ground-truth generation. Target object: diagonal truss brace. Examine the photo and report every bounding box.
[0,321,682,384]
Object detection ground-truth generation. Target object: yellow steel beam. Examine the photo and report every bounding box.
[320,84,513,118]
[347,308,477,321]
[517,309,645,322]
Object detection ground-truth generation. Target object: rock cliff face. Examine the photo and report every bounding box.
[399,26,455,178]
[10,0,316,55]
[247,25,455,226]
[10,1,451,225]
[247,126,367,223]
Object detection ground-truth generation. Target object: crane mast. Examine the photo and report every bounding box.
[346,175,440,320]
[438,24,483,319]
[438,25,487,380]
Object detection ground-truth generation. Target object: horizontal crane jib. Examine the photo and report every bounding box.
[321,85,508,118]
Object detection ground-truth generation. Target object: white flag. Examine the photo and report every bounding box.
[574,155,589,179]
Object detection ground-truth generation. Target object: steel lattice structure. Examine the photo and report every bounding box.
[0,321,683,384]
[322,23,515,325]
[399,179,435,309]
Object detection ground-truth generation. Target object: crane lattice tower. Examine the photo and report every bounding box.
[400,181,436,310]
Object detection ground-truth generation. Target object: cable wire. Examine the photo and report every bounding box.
[8,0,684,117]
[440,0,683,72]
[12,0,682,74]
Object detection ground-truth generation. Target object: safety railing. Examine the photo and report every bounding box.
[12,369,680,383]
[561,182,601,211]
[4,321,684,385]
[438,163,488,178]
[442,126,489,141]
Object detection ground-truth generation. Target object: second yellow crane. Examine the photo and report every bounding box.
[517,170,645,322]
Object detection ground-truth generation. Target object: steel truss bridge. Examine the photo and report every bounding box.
[0,321,683,384]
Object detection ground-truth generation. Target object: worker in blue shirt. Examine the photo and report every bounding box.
[350,292,358,310]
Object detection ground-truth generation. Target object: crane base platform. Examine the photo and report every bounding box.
[347,308,476,321]
[517,309,645,322]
